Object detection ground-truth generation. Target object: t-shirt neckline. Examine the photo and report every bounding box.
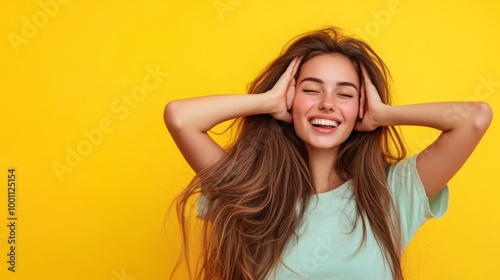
[313,178,352,198]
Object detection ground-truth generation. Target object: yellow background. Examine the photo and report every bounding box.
[0,0,499,279]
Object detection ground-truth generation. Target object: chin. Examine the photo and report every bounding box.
[305,141,342,152]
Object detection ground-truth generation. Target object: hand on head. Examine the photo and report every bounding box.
[354,65,386,132]
[268,56,304,123]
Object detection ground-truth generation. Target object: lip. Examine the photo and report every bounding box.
[307,115,341,124]
[311,125,337,134]
[307,115,341,134]
[307,115,342,124]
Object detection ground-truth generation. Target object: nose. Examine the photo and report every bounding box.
[319,93,336,112]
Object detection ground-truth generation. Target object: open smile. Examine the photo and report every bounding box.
[308,117,341,133]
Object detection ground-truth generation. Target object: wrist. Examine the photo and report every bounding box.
[375,104,393,127]
[262,90,281,115]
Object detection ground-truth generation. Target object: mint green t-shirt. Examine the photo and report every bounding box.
[266,155,449,280]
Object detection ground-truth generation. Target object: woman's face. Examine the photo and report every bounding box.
[292,53,360,153]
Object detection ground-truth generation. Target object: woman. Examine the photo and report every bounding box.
[164,27,492,279]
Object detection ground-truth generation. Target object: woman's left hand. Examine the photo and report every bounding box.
[354,65,388,131]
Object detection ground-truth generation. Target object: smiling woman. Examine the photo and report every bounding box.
[164,27,492,280]
[293,54,361,158]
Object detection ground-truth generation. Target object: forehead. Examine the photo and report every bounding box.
[298,53,359,86]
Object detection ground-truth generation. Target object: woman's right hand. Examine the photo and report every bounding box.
[267,56,303,123]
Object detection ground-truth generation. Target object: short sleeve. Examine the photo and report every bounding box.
[388,155,450,246]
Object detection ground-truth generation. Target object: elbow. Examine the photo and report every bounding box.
[163,101,184,132]
[471,102,493,132]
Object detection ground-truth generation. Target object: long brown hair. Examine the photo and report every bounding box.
[170,27,407,280]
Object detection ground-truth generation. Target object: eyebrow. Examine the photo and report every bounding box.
[299,77,358,91]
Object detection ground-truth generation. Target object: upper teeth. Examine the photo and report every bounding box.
[311,118,338,127]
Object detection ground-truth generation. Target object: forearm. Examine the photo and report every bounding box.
[378,102,493,133]
[164,93,275,133]
[378,101,492,197]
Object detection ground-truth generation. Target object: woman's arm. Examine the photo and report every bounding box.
[381,102,491,198]
[164,56,302,173]
[356,67,493,198]
[164,94,275,173]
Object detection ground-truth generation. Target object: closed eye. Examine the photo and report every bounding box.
[338,93,353,98]
[303,89,319,93]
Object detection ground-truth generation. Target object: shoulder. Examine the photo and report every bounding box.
[387,155,450,246]
[387,156,418,186]
[387,155,449,211]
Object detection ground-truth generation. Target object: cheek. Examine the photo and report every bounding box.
[292,95,312,131]
[342,103,359,123]
[292,94,308,117]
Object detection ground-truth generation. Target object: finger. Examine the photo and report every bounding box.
[363,74,381,102]
[360,64,379,115]
[358,64,367,119]
[274,59,297,90]
[360,64,371,85]
[291,55,304,78]
[286,84,295,110]
[359,79,365,119]
[284,56,299,77]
